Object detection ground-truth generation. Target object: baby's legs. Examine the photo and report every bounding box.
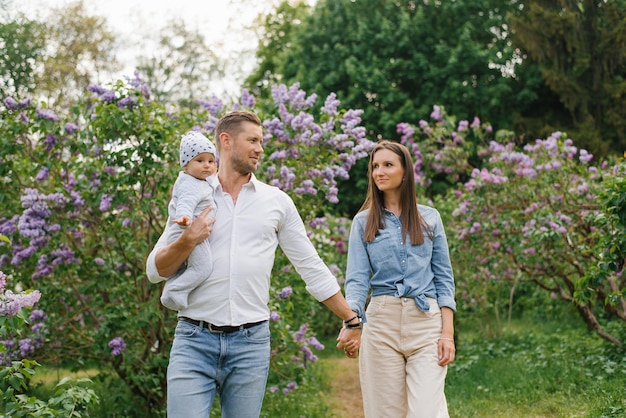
[160,239,212,311]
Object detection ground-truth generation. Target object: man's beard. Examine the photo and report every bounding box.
[232,153,258,175]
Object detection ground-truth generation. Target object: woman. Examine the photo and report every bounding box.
[345,140,456,418]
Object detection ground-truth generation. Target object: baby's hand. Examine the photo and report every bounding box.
[172,216,191,227]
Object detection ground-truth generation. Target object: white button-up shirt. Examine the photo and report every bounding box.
[146,174,340,326]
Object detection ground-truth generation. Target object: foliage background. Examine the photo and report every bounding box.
[1,0,625,416]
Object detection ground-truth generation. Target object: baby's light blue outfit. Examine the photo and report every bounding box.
[160,130,218,311]
[160,172,215,310]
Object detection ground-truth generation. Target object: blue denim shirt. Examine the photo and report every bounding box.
[345,204,456,318]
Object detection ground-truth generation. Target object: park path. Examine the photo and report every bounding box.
[325,357,364,418]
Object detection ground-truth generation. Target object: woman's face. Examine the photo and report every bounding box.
[371,148,405,193]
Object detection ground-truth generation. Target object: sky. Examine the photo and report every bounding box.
[12,0,278,97]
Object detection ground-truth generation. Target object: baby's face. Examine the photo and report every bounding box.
[184,152,217,180]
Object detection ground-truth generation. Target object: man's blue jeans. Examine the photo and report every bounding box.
[166,319,271,417]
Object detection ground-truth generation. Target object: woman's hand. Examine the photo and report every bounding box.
[437,337,455,366]
[336,327,361,359]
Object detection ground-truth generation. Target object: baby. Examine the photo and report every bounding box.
[160,131,217,311]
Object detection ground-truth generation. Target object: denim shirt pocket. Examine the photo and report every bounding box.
[366,230,394,267]
[412,238,434,258]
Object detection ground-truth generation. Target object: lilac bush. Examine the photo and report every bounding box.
[1,263,98,416]
[0,270,46,366]
[0,77,373,411]
[399,107,625,344]
[260,84,374,217]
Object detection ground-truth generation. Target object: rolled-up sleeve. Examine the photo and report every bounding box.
[431,211,456,312]
[344,214,371,318]
[145,223,177,283]
[278,197,340,302]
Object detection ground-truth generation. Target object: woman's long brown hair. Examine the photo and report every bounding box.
[358,140,430,244]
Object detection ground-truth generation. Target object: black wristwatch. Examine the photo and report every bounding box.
[345,316,363,329]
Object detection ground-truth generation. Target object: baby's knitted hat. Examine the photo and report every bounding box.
[179,131,217,167]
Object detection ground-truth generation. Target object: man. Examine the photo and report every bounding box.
[146,111,360,417]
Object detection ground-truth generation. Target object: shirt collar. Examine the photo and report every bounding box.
[214,172,259,192]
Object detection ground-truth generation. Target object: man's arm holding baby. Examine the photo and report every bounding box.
[146,206,214,282]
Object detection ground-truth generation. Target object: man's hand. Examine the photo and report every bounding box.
[154,206,215,278]
[336,327,361,359]
[183,206,215,245]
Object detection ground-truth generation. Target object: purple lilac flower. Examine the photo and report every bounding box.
[305,336,324,350]
[321,92,340,116]
[579,149,593,163]
[117,96,137,109]
[31,322,45,333]
[270,311,280,322]
[65,123,79,134]
[0,271,6,291]
[240,89,256,108]
[18,112,29,123]
[49,246,79,266]
[294,180,317,195]
[36,108,60,122]
[396,122,414,141]
[99,194,112,212]
[0,289,42,317]
[29,309,46,322]
[308,217,326,228]
[19,338,35,357]
[108,337,126,356]
[269,386,279,393]
[277,286,292,300]
[35,167,50,181]
[326,186,339,204]
[198,96,224,115]
[43,134,57,150]
[88,84,108,95]
[94,258,105,265]
[430,105,442,121]
[101,91,116,102]
[3,97,18,110]
[294,323,308,342]
[301,346,318,362]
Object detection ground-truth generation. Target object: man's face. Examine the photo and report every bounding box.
[229,121,263,175]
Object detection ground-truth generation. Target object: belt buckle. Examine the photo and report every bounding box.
[208,323,224,334]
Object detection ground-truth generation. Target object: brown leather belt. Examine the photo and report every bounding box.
[179,316,266,334]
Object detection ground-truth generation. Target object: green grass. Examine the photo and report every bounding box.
[18,317,626,417]
[318,316,626,418]
[446,321,626,418]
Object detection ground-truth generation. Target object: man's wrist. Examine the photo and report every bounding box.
[343,316,362,329]
[343,310,361,323]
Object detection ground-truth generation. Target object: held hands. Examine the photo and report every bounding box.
[336,316,362,359]
[336,327,360,358]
